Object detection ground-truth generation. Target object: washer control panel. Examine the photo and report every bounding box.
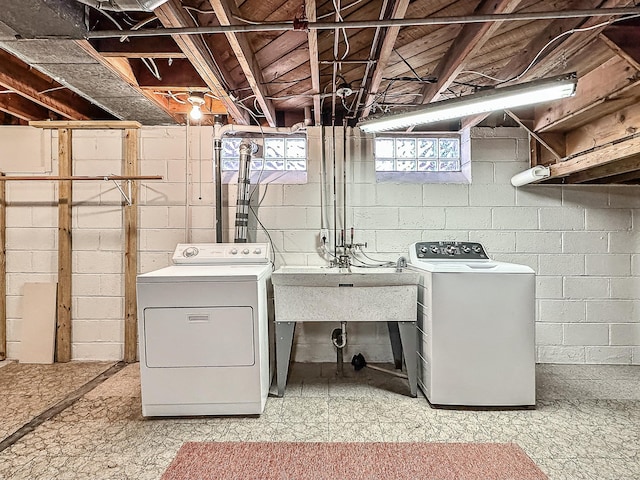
[411,241,489,260]
[172,243,270,264]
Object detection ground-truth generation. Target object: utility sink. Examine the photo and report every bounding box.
[272,264,420,397]
[272,265,419,322]
[272,265,420,288]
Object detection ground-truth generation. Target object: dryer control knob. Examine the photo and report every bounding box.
[230,248,238,255]
[242,248,250,255]
[254,248,262,254]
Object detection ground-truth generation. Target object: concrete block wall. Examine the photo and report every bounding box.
[2,125,639,364]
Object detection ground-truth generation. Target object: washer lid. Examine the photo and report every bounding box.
[137,264,272,283]
[409,260,534,274]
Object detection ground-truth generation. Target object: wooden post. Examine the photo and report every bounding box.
[123,128,138,363]
[0,172,6,361]
[56,128,73,363]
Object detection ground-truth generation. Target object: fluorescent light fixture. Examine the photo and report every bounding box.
[510,166,550,187]
[358,72,577,133]
[188,93,205,121]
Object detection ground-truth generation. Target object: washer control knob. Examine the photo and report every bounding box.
[420,246,428,253]
[461,245,471,253]
[430,245,438,254]
[446,245,456,255]
[254,248,262,255]
[472,245,482,253]
[230,248,238,255]
[242,248,250,255]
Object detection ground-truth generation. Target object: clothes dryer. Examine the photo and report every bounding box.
[137,243,272,416]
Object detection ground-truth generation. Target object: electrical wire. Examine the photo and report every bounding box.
[332,0,350,61]
[461,13,640,85]
[141,57,161,80]
[318,0,365,20]
[119,15,158,42]
[183,6,234,96]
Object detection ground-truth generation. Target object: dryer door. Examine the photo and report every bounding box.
[143,306,255,368]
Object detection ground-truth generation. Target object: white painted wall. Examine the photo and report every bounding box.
[2,125,639,364]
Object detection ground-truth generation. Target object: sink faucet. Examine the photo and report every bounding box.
[338,254,351,270]
[396,256,407,272]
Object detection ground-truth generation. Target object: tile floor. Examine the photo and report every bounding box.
[0,360,638,480]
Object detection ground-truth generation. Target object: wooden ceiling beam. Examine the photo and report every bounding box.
[306,0,321,125]
[0,49,97,120]
[563,153,640,183]
[565,98,640,156]
[208,0,277,127]
[75,39,184,124]
[155,0,249,125]
[460,0,623,130]
[92,37,186,59]
[548,134,640,178]
[600,23,640,71]
[420,0,522,105]
[361,0,410,119]
[534,55,640,132]
[0,92,54,121]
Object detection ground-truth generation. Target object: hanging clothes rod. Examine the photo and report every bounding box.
[0,175,162,181]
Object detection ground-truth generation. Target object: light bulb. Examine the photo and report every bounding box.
[190,104,202,120]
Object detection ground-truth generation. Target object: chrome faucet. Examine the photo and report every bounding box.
[396,256,407,272]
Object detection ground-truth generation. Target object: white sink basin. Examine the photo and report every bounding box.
[272,265,419,323]
[272,265,420,287]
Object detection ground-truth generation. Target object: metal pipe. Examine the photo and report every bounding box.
[234,142,252,243]
[332,124,338,260]
[213,137,223,242]
[87,7,640,37]
[342,124,347,253]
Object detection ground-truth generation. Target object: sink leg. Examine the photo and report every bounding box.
[387,321,403,370]
[276,321,296,397]
[398,321,418,397]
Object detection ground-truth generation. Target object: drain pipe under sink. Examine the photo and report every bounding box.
[331,321,348,375]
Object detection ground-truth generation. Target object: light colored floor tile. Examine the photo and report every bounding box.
[281,397,329,423]
[328,421,384,442]
[1,362,640,479]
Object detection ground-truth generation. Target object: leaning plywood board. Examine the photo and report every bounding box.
[19,282,57,364]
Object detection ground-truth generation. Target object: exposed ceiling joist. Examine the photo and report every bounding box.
[93,37,187,59]
[155,0,249,124]
[548,134,640,178]
[361,0,410,119]
[74,39,181,124]
[0,48,95,120]
[564,154,640,183]
[306,0,321,125]
[209,0,277,127]
[420,0,522,104]
[460,0,625,130]
[534,55,640,132]
[0,92,52,120]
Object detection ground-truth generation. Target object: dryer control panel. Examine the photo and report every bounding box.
[411,241,489,261]
[172,243,270,264]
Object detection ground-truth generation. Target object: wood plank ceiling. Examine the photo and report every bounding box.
[1,0,640,183]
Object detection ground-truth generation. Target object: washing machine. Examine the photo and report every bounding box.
[136,243,272,417]
[408,241,535,407]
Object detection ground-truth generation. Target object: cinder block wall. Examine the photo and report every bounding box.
[2,125,639,364]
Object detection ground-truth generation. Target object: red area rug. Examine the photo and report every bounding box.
[161,442,548,480]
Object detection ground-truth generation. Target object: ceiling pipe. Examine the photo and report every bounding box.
[75,0,168,11]
[87,7,640,38]
[213,122,305,140]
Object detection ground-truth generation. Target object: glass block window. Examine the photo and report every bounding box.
[374,136,461,172]
[221,137,307,171]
